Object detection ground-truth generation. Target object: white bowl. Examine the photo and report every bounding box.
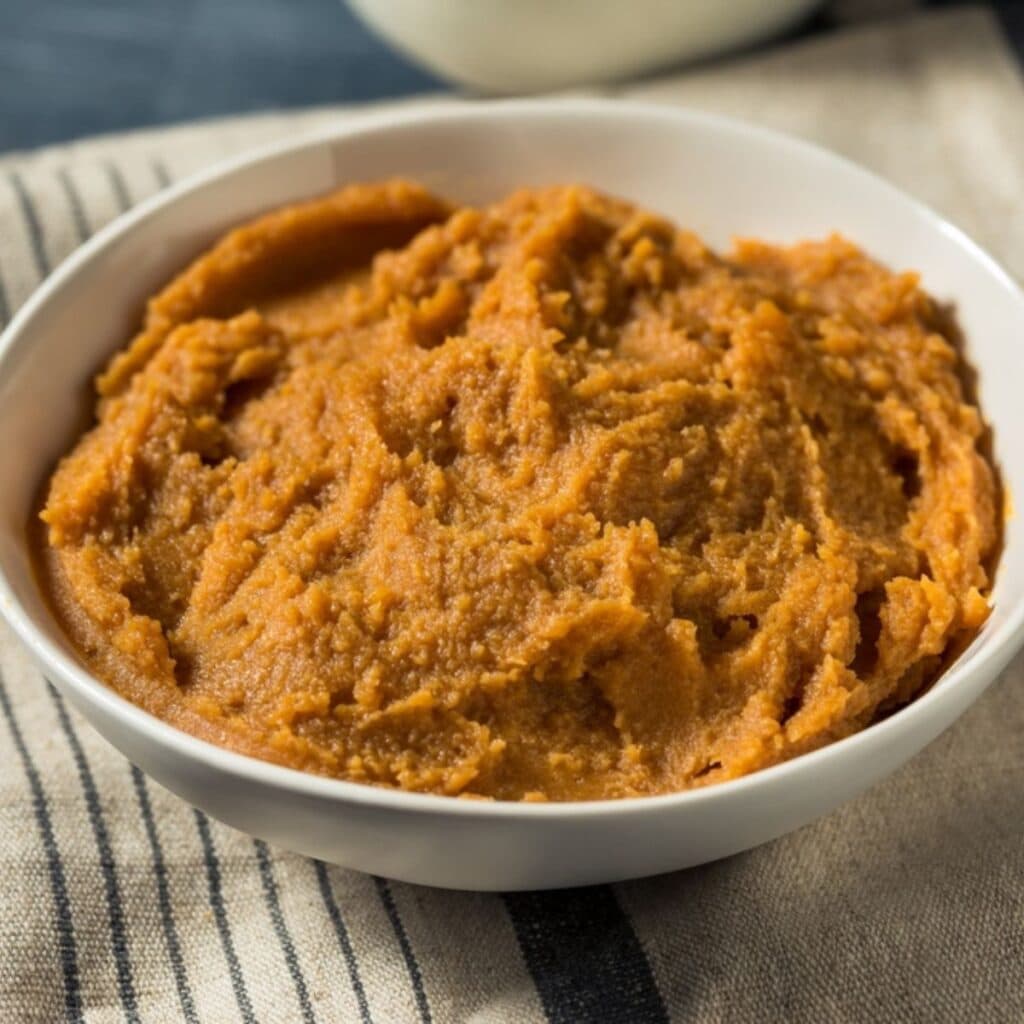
[1,101,1022,891]
[345,0,822,94]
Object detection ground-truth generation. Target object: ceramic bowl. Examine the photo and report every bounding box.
[344,0,822,93]
[1,100,1022,890]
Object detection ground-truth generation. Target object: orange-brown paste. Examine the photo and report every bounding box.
[39,180,998,800]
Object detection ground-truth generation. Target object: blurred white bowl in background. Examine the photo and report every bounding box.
[344,0,822,93]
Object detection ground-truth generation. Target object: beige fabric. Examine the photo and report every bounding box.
[2,7,1023,1022]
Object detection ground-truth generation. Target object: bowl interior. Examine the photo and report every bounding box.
[1,101,1022,758]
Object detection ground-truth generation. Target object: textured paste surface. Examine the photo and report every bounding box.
[40,181,998,800]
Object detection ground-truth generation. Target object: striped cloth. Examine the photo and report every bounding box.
[3,7,1024,1022]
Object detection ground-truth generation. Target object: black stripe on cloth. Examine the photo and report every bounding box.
[47,685,140,1024]
[253,840,318,1024]
[193,810,257,1024]
[314,861,372,1024]
[786,5,837,43]
[103,160,133,212]
[374,877,432,1023]
[151,158,172,190]
[8,170,50,280]
[0,673,83,1023]
[55,168,93,243]
[503,887,669,1024]
[0,267,10,329]
[129,766,199,1024]
[993,0,1024,65]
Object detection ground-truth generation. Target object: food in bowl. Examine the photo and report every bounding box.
[37,180,998,801]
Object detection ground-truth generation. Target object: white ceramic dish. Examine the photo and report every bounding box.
[345,0,822,93]
[1,101,1022,891]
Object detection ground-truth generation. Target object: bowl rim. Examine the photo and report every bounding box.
[1,96,1022,820]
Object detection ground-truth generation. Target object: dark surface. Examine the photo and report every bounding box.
[1,0,440,152]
